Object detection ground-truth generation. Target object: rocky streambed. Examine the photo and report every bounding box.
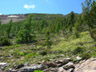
[0,57,96,72]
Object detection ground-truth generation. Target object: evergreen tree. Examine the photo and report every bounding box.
[40,20,47,33]
[6,19,13,38]
[74,15,82,38]
[82,0,96,40]
[45,30,52,48]
[67,11,75,32]
[56,19,61,34]
[16,14,34,43]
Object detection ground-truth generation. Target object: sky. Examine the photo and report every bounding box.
[0,0,85,15]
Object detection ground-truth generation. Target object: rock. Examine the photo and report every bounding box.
[56,58,72,67]
[20,64,47,72]
[63,62,75,70]
[5,69,17,72]
[46,62,57,68]
[0,47,2,50]
[24,62,29,66]
[76,56,82,61]
[60,54,64,57]
[58,67,67,72]
[44,68,58,72]
[13,64,24,69]
[0,63,9,70]
[0,63,9,66]
[75,58,96,72]
[67,68,74,72]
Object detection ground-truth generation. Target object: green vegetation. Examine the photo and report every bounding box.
[0,36,11,46]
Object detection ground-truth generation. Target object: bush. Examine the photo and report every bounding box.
[90,28,96,41]
[73,47,85,55]
[40,50,47,56]
[18,52,25,56]
[16,29,34,44]
[80,53,91,60]
[25,53,34,58]
[0,37,11,46]
[68,35,77,40]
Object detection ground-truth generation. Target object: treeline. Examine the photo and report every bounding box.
[0,0,96,46]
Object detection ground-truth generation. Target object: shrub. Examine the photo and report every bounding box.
[68,35,77,40]
[15,44,21,47]
[18,52,25,56]
[15,49,19,53]
[0,37,11,46]
[25,53,34,58]
[16,29,34,44]
[73,47,85,55]
[80,53,91,60]
[40,50,47,56]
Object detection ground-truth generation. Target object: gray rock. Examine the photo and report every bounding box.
[13,64,24,69]
[44,68,58,72]
[0,63,9,70]
[5,69,17,72]
[58,67,66,72]
[67,68,74,72]
[63,62,75,70]
[20,64,47,72]
[56,58,72,67]
[76,56,82,61]
[46,62,57,68]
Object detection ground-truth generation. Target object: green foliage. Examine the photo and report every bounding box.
[18,52,25,56]
[56,19,61,34]
[6,19,13,38]
[39,20,47,33]
[15,49,19,53]
[44,30,52,48]
[25,53,34,58]
[16,14,35,44]
[34,70,44,72]
[15,44,21,47]
[23,14,32,31]
[67,11,75,32]
[16,29,34,43]
[82,0,96,40]
[73,47,85,55]
[80,53,91,59]
[9,45,14,49]
[0,37,11,46]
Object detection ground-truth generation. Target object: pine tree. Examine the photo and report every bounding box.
[6,19,13,38]
[67,11,75,32]
[82,0,96,40]
[16,14,34,43]
[45,30,52,48]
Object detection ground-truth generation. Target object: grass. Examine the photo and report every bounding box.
[51,31,94,52]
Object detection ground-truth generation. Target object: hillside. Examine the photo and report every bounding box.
[0,0,96,71]
[0,14,28,24]
[0,14,64,24]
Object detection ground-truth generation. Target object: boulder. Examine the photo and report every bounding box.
[56,58,72,67]
[76,56,82,61]
[58,67,67,72]
[67,68,74,72]
[44,68,58,72]
[63,62,75,70]
[0,63,9,70]
[5,69,17,72]
[75,58,96,72]
[13,64,24,69]
[20,64,47,72]
[46,62,57,68]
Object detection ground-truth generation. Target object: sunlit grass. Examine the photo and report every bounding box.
[51,31,94,52]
